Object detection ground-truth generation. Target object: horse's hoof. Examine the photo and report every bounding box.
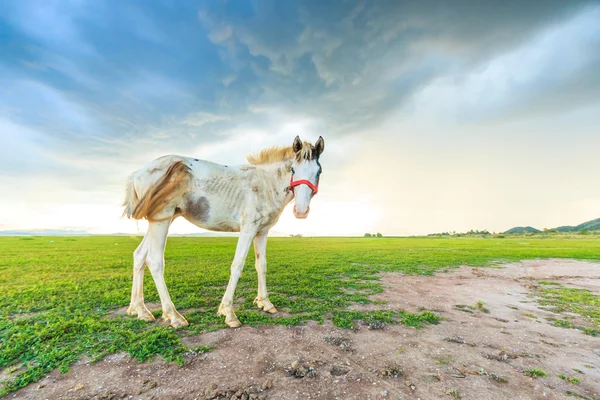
[138,313,156,322]
[160,311,188,328]
[225,319,241,328]
[170,317,189,329]
[128,305,155,321]
[254,297,277,313]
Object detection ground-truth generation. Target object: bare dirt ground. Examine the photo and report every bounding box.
[9,259,600,400]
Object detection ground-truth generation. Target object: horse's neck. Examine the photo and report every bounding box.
[253,162,293,209]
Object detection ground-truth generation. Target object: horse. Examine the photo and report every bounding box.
[122,135,324,328]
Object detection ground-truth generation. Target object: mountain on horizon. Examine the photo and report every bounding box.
[504,217,600,234]
[504,226,541,234]
[553,217,600,232]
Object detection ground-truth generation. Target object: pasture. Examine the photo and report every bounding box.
[1,236,600,399]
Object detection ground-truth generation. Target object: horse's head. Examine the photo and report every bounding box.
[290,135,324,219]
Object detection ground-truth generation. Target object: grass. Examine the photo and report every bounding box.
[536,285,600,324]
[1,236,599,395]
[565,391,595,399]
[559,374,580,384]
[331,309,438,329]
[474,300,490,313]
[435,355,452,365]
[524,367,547,378]
[533,283,600,336]
[582,327,599,337]
[445,388,462,399]
[477,368,508,384]
[551,318,575,329]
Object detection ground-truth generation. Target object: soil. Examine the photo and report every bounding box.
[7,259,600,400]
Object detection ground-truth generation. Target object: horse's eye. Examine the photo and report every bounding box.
[291,167,295,174]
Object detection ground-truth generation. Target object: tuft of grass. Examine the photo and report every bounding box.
[559,374,580,384]
[473,300,490,313]
[435,355,452,365]
[477,368,507,383]
[552,318,575,329]
[583,327,599,337]
[195,345,214,353]
[445,388,461,399]
[524,367,547,378]
[565,391,594,399]
[331,309,438,329]
[1,236,599,395]
[523,313,537,319]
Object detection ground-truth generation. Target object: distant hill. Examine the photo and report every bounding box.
[504,217,600,234]
[554,217,600,232]
[504,226,541,234]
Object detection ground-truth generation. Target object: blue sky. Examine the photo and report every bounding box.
[1,0,599,235]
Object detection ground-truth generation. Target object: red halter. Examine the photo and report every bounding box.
[289,174,319,195]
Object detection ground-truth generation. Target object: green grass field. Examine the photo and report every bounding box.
[1,236,600,395]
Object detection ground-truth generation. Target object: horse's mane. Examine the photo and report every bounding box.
[246,141,314,165]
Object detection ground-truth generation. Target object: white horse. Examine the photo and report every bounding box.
[122,136,324,328]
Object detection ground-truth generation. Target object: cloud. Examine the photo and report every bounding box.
[0,0,598,233]
[197,0,597,137]
[410,4,600,125]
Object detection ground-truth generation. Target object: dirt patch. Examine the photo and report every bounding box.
[8,259,600,400]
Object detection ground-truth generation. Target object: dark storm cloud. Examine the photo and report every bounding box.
[0,0,597,183]
[199,0,598,134]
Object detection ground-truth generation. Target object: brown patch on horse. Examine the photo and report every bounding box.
[130,161,190,221]
[185,196,210,223]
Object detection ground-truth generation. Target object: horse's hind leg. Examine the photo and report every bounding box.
[146,219,188,328]
[127,235,154,321]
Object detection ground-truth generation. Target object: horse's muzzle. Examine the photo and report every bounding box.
[293,205,310,219]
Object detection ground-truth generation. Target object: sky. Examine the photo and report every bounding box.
[0,0,599,236]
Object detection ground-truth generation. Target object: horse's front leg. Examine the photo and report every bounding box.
[218,230,255,328]
[253,233,277,313]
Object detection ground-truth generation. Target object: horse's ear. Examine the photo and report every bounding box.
[314,136,324,157]
[293,135,302,153]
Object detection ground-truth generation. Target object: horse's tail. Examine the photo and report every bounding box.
[122,174,139,219]
[122,160,191,221]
